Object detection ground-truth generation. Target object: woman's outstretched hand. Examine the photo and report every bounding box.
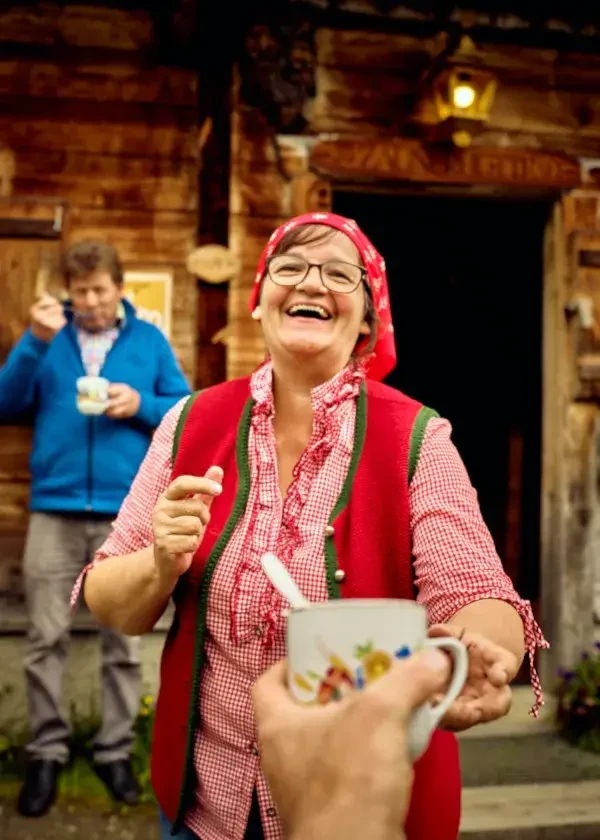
[428,623,518,731]
[152,466,223,586]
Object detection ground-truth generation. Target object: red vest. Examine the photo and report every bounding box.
[151,377,461,839]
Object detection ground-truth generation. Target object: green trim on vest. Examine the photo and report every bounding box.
[173,397,254,832]
[171,383,371,829]
[172,391,202,466]
[324,381,368,600]
[408,406,439,485]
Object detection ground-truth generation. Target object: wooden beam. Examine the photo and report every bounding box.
[310,137,584,189]
[0,114,197,159]
[0,60,198,107]
[0,5,154,51]
[290,1,600,54]
[0,219,60,239]
[0,94,196,129]
[12,149,198,213]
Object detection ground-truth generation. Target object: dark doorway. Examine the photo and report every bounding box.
[334,190,550,605]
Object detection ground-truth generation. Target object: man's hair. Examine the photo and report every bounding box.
[62,240,123,287]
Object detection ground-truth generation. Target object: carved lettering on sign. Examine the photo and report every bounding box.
[310,138,583,188]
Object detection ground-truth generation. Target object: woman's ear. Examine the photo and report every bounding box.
[251,306,262,321]
[358,320,371,336]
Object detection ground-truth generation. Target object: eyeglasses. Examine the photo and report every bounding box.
[266,254,366,294]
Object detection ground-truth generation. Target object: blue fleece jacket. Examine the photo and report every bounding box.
[0,299,190,515]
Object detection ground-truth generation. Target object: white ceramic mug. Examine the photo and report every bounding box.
[287,599,468,760]
[76,376,110,415]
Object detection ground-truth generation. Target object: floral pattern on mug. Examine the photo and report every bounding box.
[292,640,416,705]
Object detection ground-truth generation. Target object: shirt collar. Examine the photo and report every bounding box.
[250,358,365,416]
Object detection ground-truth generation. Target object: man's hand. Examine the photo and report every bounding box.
[428,624,516,731]
[252,649,450,840]
[30,293,67,343]
[105,383,141,419]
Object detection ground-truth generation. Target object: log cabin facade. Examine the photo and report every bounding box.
[2,0,600,687]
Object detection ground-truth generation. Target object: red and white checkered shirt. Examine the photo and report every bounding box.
[74,361,547,840]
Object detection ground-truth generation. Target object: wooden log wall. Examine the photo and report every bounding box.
[0,3,199,380]
[228,26,600,377]
[227,87,288,380]
[0,3,199,615]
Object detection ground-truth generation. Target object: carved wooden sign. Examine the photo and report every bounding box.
[310,138,583,188]
[187,244,240,284]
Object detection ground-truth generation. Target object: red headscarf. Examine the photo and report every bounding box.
[248,212,396,381]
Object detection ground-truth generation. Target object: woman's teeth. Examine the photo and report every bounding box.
[287,304,331,320]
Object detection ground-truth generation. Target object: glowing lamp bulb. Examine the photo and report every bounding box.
[453,83,476,109]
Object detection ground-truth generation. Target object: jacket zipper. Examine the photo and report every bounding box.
[65,308,130,512]
[86,417,94,511]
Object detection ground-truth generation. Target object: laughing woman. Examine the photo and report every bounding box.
[77,213,548,840]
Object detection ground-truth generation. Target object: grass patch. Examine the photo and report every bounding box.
[0,686,156,808]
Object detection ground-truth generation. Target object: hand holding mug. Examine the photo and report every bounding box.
[428,624,516,731]
[152,469,224,587]
[105,383,141,419]
[30,293,67,343]
[253,651,450,840]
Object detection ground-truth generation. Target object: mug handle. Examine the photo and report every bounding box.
[421,636,468,728]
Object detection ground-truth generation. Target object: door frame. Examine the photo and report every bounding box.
[272,134,594,686]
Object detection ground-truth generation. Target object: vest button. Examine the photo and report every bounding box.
[334,569,346,583]
[250,743,260,757]
[325,525,335,537]
[255,626,263,638]
[266,807,277,818]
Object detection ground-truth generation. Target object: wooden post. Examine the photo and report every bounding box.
[560,402,598,665]
[541,196,599,687]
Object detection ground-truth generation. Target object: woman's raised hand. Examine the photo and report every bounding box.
[152,466,223,586]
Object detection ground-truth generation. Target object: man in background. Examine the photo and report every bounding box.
[0,240,190,817]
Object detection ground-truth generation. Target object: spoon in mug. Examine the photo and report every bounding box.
[260,553,312,611]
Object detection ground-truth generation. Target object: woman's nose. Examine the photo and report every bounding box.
[298,265,326,292]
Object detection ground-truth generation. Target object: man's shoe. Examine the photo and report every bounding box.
[94,759,140,806]
[17,759,62,817]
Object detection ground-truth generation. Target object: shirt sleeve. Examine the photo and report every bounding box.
[70,397,187,607]
[410,415,549,715]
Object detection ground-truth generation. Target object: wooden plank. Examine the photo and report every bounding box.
[0,198,64,222]
[0,481,29,534]
[0,219,59,239]
[317,28,600,91]
[0,60,197,107]
[170,266,197,385]
[196,283,227,389]
[539,198,581,687]
[229,214,284,275]
[316,28,437,72]
[0,94,197,129]
[475,128,600,160]
[310,137,583,189]
[561,402,598,667]
[311,67,600,138]
[12,149,198,213]
[0,114,198,159]
[0,238,62,363]
[0,427,31,482]
[312,66,417,130]
[0,5,153,51]
[564,191,600,234]
[230,166,289,218]
[65,208,196,264]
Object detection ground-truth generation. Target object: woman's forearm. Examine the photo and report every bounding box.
[84,546,178,635]
[450,599,525,676]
